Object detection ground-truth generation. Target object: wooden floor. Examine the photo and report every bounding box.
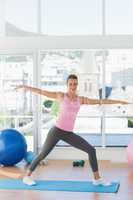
[0,160,133,200]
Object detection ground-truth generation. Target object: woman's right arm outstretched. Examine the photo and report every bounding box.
[16,85,64,100]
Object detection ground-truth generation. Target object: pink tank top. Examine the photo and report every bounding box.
[55,94,81,132]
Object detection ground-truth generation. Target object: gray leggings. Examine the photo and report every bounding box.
[29,126,98,172]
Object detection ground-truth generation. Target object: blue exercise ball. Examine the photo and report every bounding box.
[24,151,36,164]
[0,129,27,166]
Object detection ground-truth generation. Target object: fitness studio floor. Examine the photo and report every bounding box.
[0,160,133,200]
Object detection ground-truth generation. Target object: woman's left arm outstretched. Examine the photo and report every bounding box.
[79,96,129,105]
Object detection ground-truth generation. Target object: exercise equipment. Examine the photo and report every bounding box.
[99,86,112,99]
[0,129,27,166]
[0,179,119,193]
[126,141,133,165]
[24,151,48,165]
[73,160,85,167]
[24,151,36,164]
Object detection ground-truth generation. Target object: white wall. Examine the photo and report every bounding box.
[1,35,133,51]
[47,147,128,163]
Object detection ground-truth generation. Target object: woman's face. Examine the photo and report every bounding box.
[67,78,78,94]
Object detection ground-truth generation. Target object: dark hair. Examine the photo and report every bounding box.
[67,74,78,83]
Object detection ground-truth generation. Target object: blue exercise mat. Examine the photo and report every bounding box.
[0,179,120,193]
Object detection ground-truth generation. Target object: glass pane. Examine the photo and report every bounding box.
[0,55,33,151]
[42,0,102,35]
[5,0,38,36]
[40,50,103,147]
[0,0,5,36]
[106,0,133,34]
[104,50,133,145]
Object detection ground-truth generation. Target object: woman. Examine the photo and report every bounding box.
[16,74,128,186]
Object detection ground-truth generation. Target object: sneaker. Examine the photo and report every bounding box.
[23,176,36,186]
[92,178,111,186]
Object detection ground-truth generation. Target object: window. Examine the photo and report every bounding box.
[40,50,102,146]
[104,50,133,145]
[0,55,34,150]
[41,0,102,35]
[0,0,5,36]
[5,0,38,36]
[106,0,133,34]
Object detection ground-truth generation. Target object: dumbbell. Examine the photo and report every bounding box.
[72,160,85,167]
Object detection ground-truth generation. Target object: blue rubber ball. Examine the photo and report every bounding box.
[0,129,27,166]
[24,151,36,164]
